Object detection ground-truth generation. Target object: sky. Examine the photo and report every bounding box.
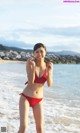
[0,0,80,52]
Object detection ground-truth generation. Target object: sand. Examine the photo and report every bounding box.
[0,59,24,64]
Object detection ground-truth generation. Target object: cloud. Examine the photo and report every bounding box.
[0,25,80,52]
[0,37,33,48]
[13,26,80,37]
[51,43,80,52]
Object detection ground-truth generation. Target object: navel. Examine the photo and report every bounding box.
[36,91,38,94]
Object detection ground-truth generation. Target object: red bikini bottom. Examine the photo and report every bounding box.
[19,93,43,107]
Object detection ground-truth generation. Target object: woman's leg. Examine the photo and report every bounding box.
[18,95,30,133]
[32,100,44,133]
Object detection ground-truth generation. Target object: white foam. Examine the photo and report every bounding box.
[0,63,80,133]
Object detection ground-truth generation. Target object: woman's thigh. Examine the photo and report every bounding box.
[19,95,30,128]
[32,100,44,126]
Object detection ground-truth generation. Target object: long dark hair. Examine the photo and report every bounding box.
[33,43,46,52]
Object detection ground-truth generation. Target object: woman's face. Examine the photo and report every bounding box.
[33,47,46,60]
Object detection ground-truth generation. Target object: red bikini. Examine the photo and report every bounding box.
[20,70,47,107]
[25,70,47,84]
[19,93,43,107]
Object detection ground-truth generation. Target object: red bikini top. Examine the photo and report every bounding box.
[34,70,47,84]
[25,70,48,84]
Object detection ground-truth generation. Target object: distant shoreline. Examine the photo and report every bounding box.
[0,44,80,64]
[0,59,80,64]
[0,59,25,64]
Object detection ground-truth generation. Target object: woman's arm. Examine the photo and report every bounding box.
[26,57,35,84]
[46,62,53,87]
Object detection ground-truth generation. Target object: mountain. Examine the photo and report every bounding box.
[47,50,80,56]
[0,44,80,56]
[8,46,32,53]
[0,44,10,51]
[53,50,80,56]
[0,44,32,53]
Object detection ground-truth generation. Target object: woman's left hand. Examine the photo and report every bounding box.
[46,62,53,72]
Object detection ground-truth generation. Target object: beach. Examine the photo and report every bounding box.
[0,62,80,133]
[0,59,24,64]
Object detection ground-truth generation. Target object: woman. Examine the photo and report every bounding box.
[18,43,53,133]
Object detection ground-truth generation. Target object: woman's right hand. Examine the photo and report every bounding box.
[27,56,36,68]
[26,56,36,84]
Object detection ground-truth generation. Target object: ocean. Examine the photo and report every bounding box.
[0,62,80,133]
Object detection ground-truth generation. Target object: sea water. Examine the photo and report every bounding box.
[0,62,80,133]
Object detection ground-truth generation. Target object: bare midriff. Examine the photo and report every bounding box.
[22,83,44,98]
